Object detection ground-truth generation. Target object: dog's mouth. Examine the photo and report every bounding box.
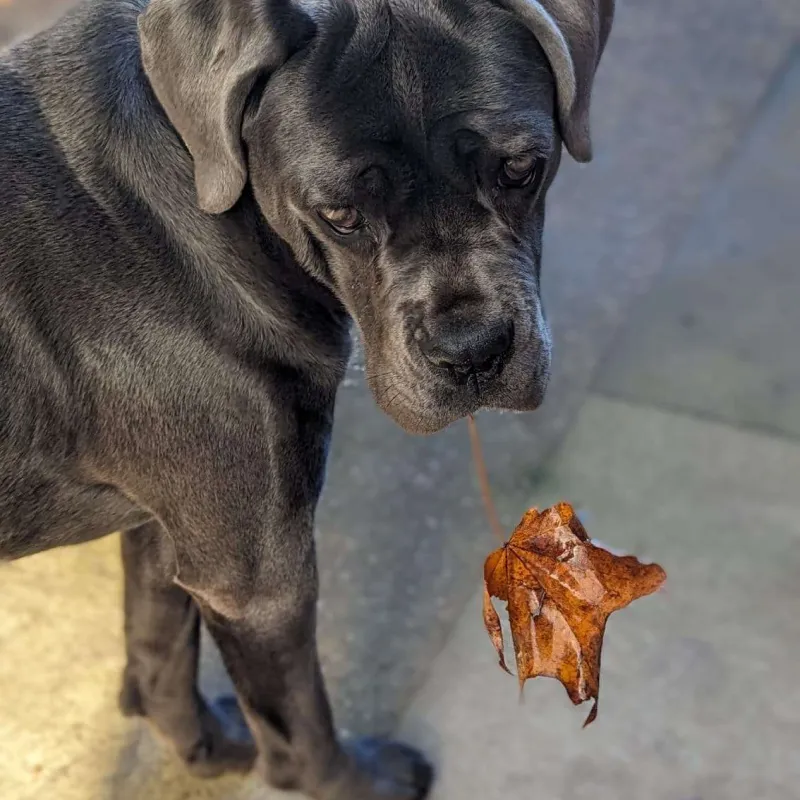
[365,331,551,435]
[370,373,550,435]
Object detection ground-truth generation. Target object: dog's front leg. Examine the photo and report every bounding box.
[191,551,338,793]
[165,467,432,800]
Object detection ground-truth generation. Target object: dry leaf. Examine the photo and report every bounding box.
[483,502,666,725]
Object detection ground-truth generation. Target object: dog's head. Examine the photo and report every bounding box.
[140,0,613,433]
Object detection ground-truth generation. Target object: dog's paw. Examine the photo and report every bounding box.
[325,737,434,800]
[185,695,257,779]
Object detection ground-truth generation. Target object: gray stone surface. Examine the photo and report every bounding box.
[596,51,800,440]
[401,397,800,800]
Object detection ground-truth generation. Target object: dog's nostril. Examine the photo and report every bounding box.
[473,353,501,375]
[418,320,514,378]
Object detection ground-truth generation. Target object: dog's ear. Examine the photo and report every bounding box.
[498,0,614,162]
[139,0,315,213]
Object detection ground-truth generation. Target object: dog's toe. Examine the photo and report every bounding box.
[332,737,434,800]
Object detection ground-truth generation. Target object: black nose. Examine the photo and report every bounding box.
[418,319,514,380]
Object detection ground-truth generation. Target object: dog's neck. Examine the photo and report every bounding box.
[11,0,352,391]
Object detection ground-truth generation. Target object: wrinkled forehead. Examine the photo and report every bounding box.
[276,0,556,187]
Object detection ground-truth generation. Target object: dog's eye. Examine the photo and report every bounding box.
[498,154,540,189]
[319,207,364,235]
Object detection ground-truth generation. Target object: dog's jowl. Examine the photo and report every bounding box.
[0,0,613,797]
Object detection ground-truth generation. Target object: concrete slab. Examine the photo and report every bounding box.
[0,539,292,800]
[400,397,800,800]
[596,51,800,440]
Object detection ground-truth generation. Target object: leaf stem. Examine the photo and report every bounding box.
[467,415,506,544]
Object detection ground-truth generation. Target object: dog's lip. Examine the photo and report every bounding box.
[374,377,549,434]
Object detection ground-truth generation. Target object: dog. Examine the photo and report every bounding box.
[0,0,613,797]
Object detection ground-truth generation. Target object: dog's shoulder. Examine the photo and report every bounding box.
[3,0,152,181]
[0,1,146,228]
[0,56,85,268]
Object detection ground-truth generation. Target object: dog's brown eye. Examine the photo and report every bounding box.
[498,154,540,189]
[319,207,364,235]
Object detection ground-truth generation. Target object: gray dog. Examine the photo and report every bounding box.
[0,0,613,797]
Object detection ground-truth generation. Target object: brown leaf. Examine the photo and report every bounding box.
[483,502,666,725]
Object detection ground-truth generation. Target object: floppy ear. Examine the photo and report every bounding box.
[497,0,614,162]
[138,0,315,213]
